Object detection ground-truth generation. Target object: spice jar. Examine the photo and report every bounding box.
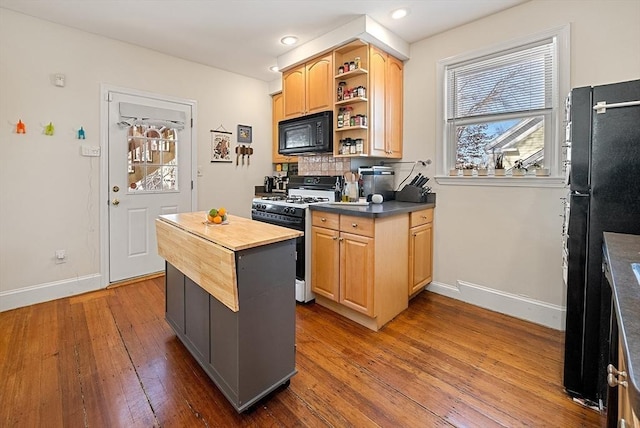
[356,138,364,154]
[343,107,351,125]
[349,61,356,71]
[343,62,349,73]
[338,65,344,74]
[357,86,366,98]
[337,108,344,128]
[354,57,361,69]
[337,82,346,101]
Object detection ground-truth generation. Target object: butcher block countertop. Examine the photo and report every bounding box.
[157,212,302,251]
[155,212,301,312]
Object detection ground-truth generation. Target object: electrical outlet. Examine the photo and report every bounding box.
[55,249,66,264]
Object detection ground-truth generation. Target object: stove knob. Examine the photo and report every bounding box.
[289,208,296,215]
[284,207,291,214]
[261,204,267,209]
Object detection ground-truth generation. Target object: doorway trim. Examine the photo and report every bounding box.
[99,84,198,286]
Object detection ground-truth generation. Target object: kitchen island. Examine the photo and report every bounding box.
[309,198,436,330]
[155,212,302,412]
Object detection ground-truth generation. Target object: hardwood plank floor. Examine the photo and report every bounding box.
[0,277,604,427]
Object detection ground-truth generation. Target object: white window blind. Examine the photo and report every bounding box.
[447,39,554,122]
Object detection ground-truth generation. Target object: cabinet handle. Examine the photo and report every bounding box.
[421,215,427,219]
[332,236,338,240]
[351,223,358,228]
[607,373,628,388]
[339,237,344,242]
[608,364,627,378]
[321,217,326,222]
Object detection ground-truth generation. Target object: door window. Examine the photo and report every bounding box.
[127,124,178,192]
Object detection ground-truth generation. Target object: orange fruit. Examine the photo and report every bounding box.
[218,207,226,217]
[213,215,223,224]
[207,214,216,223]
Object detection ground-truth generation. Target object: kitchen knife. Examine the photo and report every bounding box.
[417,176,429,187]
[409,174,421,186]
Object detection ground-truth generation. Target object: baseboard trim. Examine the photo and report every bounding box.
[0,274,103,312]
[426,280,566,330]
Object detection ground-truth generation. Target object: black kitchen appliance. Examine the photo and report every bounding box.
[278,111,333,155]
[563,79,640,408]
[264,176,274,193]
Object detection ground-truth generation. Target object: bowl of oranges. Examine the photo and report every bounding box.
[206,207,228,225]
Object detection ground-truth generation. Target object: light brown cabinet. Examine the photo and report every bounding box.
[271,92,297,164]
[333,41,404,158]
[408,208,433,296]
[282,53,333,119]
[310,211,408,330]
[616,340,640,427]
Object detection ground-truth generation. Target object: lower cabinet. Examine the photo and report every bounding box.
[311,211,408,330]
[408,208,434,296]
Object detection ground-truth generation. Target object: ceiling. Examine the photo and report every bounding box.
[0,0,528,82]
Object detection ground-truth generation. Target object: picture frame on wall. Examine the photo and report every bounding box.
[210,128,233,162]
[237,124,252,144]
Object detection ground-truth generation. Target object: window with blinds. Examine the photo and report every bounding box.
[443,35,559,174]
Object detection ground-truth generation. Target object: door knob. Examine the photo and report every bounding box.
[112,185,120,192]
[112,198,120,206]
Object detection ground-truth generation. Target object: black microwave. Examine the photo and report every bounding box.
[278,111,333,155]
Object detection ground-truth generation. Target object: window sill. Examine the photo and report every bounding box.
[435,175,566,188]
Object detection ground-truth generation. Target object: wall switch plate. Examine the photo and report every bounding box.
[81,145,101,157]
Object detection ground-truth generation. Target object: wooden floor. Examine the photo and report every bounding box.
[0,277,604,427]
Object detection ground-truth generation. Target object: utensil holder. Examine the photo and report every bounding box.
[395,185,436,203]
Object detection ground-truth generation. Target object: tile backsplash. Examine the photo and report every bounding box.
[296,154,352,176]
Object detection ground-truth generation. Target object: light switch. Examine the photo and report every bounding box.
[81,145,101,157]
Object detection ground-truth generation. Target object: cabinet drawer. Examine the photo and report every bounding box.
[312,211,340,229]
[340,215,374,237]
[410,209,433,228]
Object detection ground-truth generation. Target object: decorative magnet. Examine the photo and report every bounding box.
[44,122,55,136]
[16,120,26,134]
[78,127,86,139]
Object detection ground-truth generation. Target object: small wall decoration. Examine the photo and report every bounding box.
[210,125,232,162]
[237,124,252,144]
[44,122,55,136]
[77,127,86,139]
[16,120,26,134]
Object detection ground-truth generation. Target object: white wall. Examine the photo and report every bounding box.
[2,1,639,326]
[404,0,640,328]
[0,9,273,307]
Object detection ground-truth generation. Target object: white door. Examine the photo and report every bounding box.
[107,91,193,283]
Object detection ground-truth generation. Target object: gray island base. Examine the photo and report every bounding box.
[164,238,297,413]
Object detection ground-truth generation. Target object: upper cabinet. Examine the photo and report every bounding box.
[367,45,403,158]
[332,41,404,159]
[282,53,333,119]
[271,92,297,164]
[279,40,404,159]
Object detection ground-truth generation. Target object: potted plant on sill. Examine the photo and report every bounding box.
[477,162,489,176]
[462,163,475,176]
[513,159,527,177]
[494,153,505,176]
[531,162,550,176]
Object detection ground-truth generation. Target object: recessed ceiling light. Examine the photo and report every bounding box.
[391,8,409,20]
[270,66,280,72]
[280,36,298,46]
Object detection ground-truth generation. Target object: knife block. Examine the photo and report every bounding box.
[395,185,435,203]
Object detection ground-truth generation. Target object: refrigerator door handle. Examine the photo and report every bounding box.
[593,100,640,114]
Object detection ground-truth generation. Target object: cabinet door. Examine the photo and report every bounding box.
[385,55,403,158]
[185,278,210,363]
[340,232,375,316]
[165,263,185,333]
[272,93,297,164]
[368,46,387,157]
[311,226,340,301]
[283,64,306,119]
[305,54,333,115]
[409,223,433,295]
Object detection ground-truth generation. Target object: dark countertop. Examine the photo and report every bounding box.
[603,232,640,414]
[309,198,435,218]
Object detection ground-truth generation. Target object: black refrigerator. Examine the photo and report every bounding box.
[563,79,640,407]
